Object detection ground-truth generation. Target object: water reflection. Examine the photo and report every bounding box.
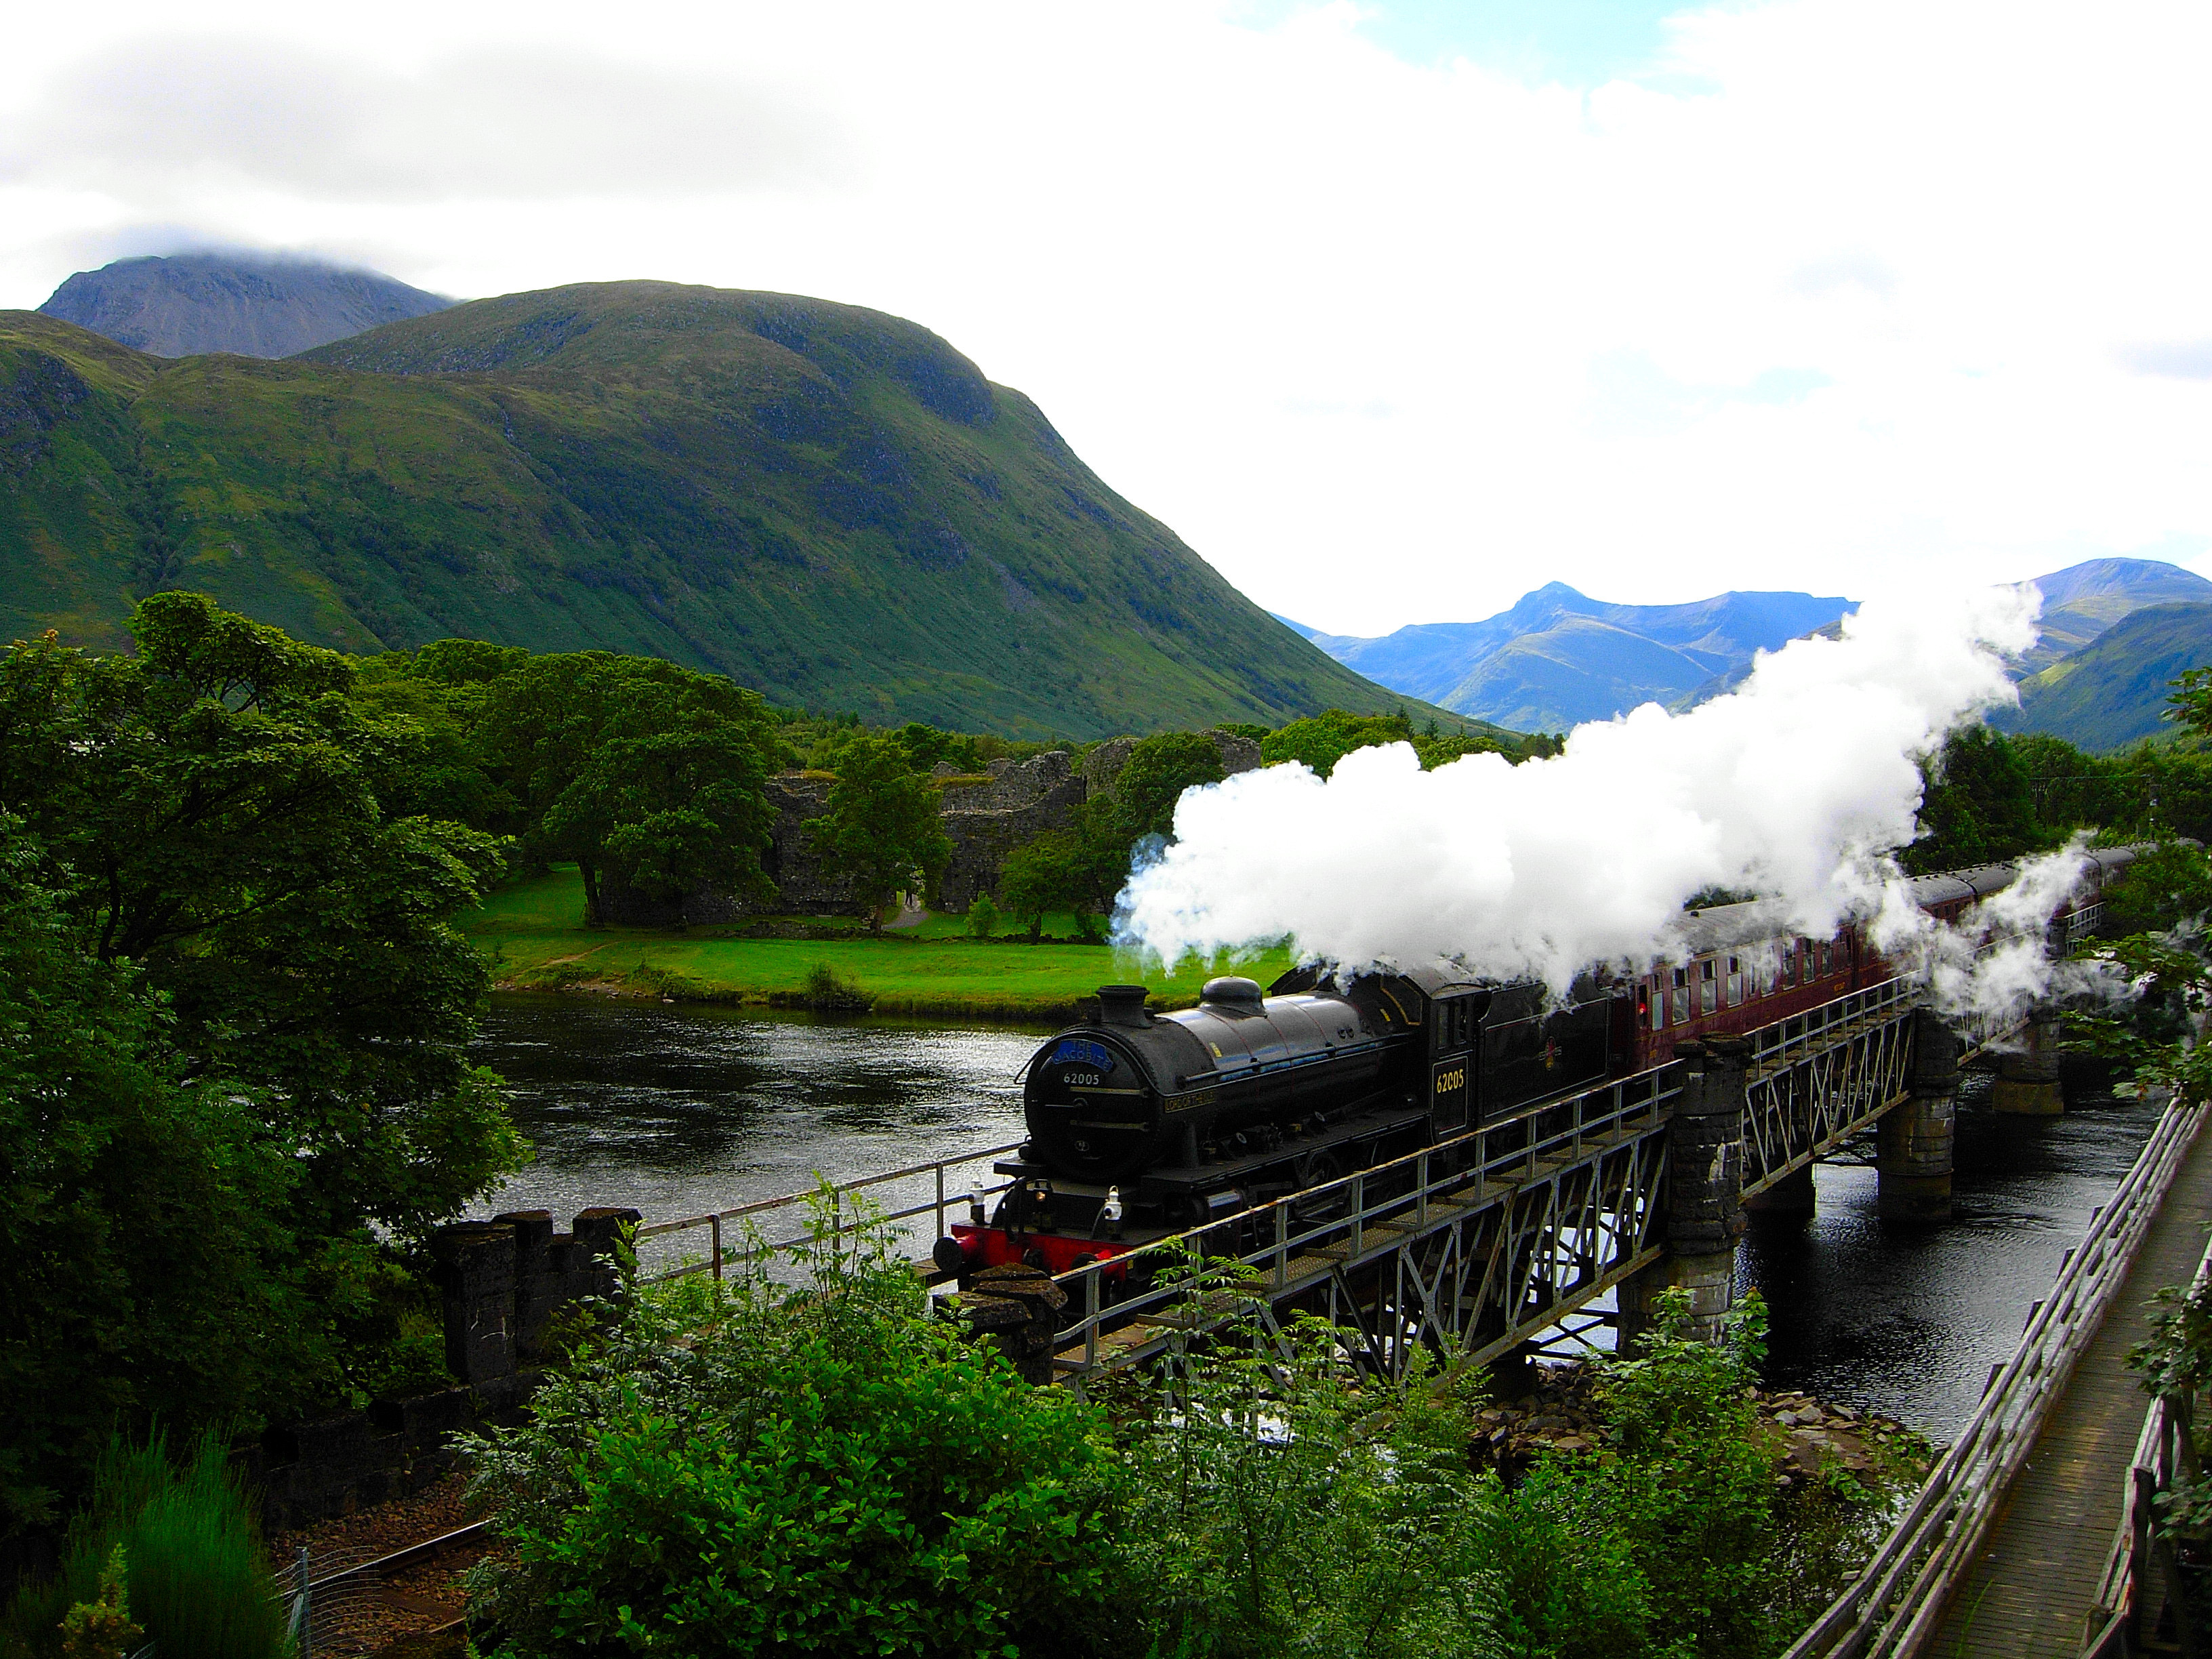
[468,994,1044,1227]
[1745,1066,2164,1439]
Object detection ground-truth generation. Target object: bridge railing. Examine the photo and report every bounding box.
[1044,1063,1680,1382]
[631,1139,1025,1286]
[1744,975,1921,1079]
[2082,1210,2212,1656]
[1782,1097,2207,1659]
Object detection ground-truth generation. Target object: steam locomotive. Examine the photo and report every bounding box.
[933,848,2140,1279]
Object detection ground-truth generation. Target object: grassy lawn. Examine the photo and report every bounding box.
[466,867,1295,1021]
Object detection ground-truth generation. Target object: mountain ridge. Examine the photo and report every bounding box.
[0,281,1471,739]
[39,253,453,360]
[1290,559,2212,733]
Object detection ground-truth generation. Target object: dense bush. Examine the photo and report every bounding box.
[461,1196,1114,1658]
[464,1213,1909,1659]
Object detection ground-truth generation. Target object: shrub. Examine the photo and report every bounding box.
[1088,1256,1503,1659]
[800,960,872,1010]
[461,1192,1113,1658]
[966,892,999,939]
[1591,1290,1780,1658]
[3,1431,291,1659]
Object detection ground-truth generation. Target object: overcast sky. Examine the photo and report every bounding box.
[4,0,2208,638]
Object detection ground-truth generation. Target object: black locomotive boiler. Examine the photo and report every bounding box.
[938,968,1620,1277]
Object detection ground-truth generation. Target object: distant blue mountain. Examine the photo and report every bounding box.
[1281,558,2212,735]
[1277,583,1854,731]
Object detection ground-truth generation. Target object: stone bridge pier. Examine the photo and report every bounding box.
[1621,1036,1748,1348]
[1992,1015,2066,1115]
[1880,1008,1959,1222]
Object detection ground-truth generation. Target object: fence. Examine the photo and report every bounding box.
[1782,1097,2208,1658]
[2083,1211,2212,1656]
[633,1139,1024,1286]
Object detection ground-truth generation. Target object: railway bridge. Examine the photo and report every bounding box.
[416,876,2199,1656]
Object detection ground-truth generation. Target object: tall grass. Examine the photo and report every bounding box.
[3,1431,291,1659]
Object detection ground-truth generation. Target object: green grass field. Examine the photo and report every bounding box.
[466,867,1296,1021]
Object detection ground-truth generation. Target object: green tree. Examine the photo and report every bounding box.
[0,595,523,1250]
[1261,708,1416,777]
[1900,725,2056,874]
[999,802,1130,942]
[803,732,952,927]
[0,830,316,1534]
[478,652,779,924]
[1111,731,1225,841]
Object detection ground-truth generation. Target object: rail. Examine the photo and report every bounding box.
[633,1139,1025,1285]
[1044,1063,1680,1381]
[1783,1097,2208,1659]
[2082,1214,2212,1656]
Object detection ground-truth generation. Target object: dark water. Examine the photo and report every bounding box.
[471,996,2167,1439]
[1745,1065,2167,1439]
[468,994,1044,1230]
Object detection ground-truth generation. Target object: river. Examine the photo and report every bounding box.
[470,994,2165,1441]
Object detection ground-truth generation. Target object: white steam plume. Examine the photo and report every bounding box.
[1118,585,2093,1015]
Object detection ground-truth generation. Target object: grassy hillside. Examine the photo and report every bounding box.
[1992,602,2212,750]
[0,281,1438,739]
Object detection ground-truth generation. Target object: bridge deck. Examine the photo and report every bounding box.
[1931,1114,2212,1656]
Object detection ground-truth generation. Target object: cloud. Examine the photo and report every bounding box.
[0,35,855,203]
[1,0,2209,635]
[2115,341,2212,381]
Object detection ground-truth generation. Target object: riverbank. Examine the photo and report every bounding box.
[464,867,1294,1022]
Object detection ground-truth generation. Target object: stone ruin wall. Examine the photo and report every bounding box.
[596,730,1263,923]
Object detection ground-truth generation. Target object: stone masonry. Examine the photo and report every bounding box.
[600,730,1267,922]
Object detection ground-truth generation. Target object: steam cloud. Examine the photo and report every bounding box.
[1118,586,2097,1021]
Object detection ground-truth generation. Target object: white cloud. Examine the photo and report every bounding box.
[1,0,2208,635]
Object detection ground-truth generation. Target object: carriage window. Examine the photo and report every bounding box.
[1672,966,1691,1025]
[1725,956,1744,1006]
[1817,942,1832,977]
[1698,960,1719,1015]
[1647,977,1664,1030]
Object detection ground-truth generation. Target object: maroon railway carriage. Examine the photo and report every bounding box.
[934,848,2138,1279]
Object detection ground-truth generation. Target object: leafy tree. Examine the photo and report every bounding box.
[999,802,1129,942]
[477,652,779,924]
[1097,1289,1500,1659]
[0,595,522,1250]
[461,1197,1113,1659]
[1261,708,1417,777]
[1591,1291,1781,1656]
[1900,725,2056,874]
[1258,708,1533,778]
[0,832,325,1534]
[802,732,951,926]
[888,720,983,774]
[1111,730,1225,841]
[1213,721,1269,742]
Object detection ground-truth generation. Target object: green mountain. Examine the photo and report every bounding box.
[0,281,1448,739]
[1991,602,2212,750]
[2015,557,2212,674]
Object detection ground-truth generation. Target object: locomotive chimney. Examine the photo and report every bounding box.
[1097,984,1151,1027]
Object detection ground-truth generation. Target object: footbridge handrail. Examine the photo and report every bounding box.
[1784,1095,2207,1659]
[2081,1187,2212,1656]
